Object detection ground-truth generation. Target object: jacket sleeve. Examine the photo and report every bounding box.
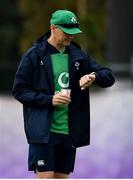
[12,50,53,107]
[88,56,115,88]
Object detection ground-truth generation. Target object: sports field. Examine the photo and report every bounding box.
[0,78,133,178]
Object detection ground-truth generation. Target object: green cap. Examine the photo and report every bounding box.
[50,10,82,35]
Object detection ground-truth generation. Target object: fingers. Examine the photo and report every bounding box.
[79,73,96,90]
[52,92,71,106]
[89,73,96,81]
[79,75,91,87]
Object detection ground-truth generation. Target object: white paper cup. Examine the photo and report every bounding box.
[61,89,71,97]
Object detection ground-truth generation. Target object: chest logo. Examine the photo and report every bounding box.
[40,60,44,65]
[58,72,69,88]
[75,61,80,70]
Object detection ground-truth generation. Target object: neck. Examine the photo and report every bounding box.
[47,36,65,52]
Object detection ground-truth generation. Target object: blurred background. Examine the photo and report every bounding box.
[0,0,133,178]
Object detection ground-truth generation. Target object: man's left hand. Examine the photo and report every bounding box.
[79,72,96,90]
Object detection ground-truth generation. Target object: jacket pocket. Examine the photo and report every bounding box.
[25,107,52,141]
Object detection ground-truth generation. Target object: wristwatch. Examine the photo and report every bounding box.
[91,72,97,80]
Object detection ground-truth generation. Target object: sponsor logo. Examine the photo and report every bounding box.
[58,72,69,88]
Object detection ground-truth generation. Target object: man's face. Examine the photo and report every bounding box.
[52,26,74,46]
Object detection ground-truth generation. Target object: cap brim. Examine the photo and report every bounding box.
[56,25,82,35]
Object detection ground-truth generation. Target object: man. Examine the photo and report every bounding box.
[12,10,115,178]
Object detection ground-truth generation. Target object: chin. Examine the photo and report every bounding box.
[64,41,71,46]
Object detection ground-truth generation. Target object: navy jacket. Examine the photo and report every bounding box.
[12,31,115,147]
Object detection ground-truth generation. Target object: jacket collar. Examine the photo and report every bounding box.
[34,31,86,62]
[34,31,51,59]
[67,44,86,63]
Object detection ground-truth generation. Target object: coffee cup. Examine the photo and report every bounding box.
[61,89,71,97]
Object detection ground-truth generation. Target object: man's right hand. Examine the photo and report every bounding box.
[52,92,71,106]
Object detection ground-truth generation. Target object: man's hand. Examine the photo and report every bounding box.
[79,72,96,90]
[52,92,71,106]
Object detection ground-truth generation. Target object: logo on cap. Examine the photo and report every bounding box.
[71,17,77,23]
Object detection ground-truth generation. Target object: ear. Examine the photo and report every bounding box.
[50,25,56,31]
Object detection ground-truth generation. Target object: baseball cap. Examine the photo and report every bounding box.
[50,10,82,35]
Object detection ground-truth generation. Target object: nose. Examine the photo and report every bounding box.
[68,34,74,39]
